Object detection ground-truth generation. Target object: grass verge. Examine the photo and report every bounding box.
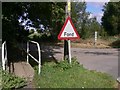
[1,69,26,89]
[34,58,117,88]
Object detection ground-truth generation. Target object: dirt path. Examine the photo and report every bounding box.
[9,61,35,88]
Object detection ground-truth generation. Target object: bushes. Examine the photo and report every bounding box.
[54,57,80,70]
[28,31,57,42]
[1,69,26,89]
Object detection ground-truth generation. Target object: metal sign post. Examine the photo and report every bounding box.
[64,0,71,63]
[68,0,71,64]
[58,0,80,64]
[64,0,71,61]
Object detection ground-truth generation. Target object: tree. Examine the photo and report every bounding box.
[2,2,31,42]
[71,2,101,39]
[49,2,66,40]
[2,2,66,42]
[88,17,101,37]
[101,2,120,36]
[72,2,88,39]
[2,2,66,63]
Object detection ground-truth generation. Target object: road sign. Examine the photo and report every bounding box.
[58,16,80,40]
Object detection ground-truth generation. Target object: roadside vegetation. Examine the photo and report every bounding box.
[33,58,117,88]
[1,69,26,89]
[70,35,120,48]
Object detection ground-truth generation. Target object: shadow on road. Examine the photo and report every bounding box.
[84,51,114,55]
[40,44,62,65]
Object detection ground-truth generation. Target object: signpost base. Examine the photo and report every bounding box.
[64,40,69,60]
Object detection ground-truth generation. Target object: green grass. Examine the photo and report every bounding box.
[34,58,117,88]
[1,69,26,89]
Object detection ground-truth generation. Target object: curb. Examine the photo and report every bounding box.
[117,77,120,90]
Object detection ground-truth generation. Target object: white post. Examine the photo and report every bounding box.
[37,44,41,75]
[68,0,71,64]
[95,31,97,47]
[27,41,29,63]
[5,42,7,61]
[2,42,5,70]
[68,40,71,64]
[5,42,7,69]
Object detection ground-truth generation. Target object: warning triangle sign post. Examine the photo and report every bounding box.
[58,16,80,40]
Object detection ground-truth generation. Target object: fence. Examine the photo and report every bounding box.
[27,40,41,75]
[2,41,7,70]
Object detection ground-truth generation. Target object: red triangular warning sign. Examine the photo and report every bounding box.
[58,16,80,40]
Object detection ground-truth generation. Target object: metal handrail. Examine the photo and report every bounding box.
[27,40,41,75]
[2,41,7,70]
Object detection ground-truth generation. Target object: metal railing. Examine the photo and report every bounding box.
[0,39,1,50]
[27,40,41,75]
[2,41,7,70]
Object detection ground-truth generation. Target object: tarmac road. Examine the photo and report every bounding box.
[53,47,118,79]
[72,48,118,79]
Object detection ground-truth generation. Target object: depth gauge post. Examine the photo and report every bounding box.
[64,0,71,61]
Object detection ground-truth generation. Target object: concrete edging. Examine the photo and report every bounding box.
[117,77,120,90]
[117,77,120,83]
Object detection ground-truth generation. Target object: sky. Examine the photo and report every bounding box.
[86,2,107,23]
